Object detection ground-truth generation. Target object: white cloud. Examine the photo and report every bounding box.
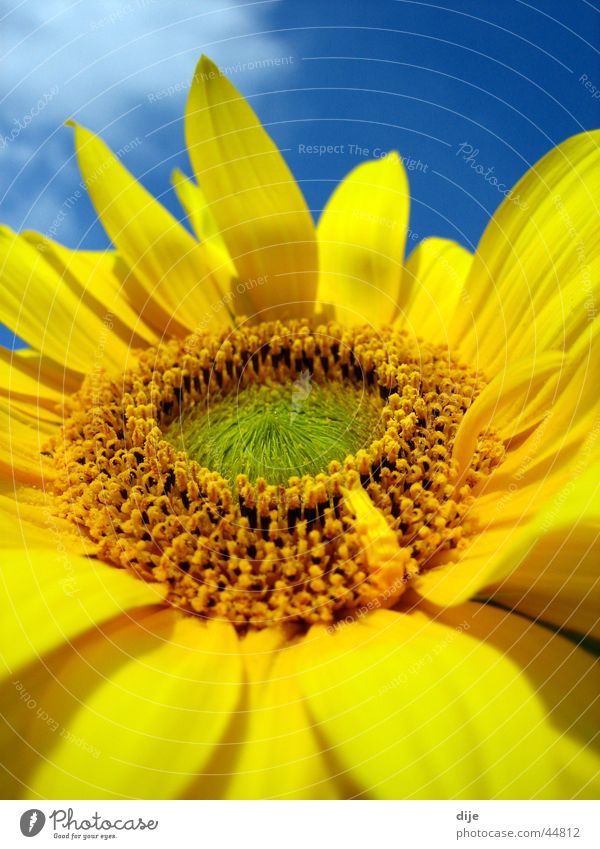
[0,0,292,243]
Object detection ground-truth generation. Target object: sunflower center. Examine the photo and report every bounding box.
[47,319,504,631]
[166,380,383,485]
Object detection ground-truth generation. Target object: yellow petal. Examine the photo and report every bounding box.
[402,238,472,343]
[185,55,318,320]
[418,341,600,623]
[459,321,598,500]
[0,547,166,677]
[474,374,597,502]
[22,233,159,348]
[298,605,600,799]
[452,352,564,484]
[0,486,92,554]
[317,153,410,325]
[509,255,600,359]
[486,464,599,637]
[453,131,600,371]
[0,228,135,374]
[0,347,71,409]
[69,121,232,333]
[344,486,414,601]
[202,628,340,800]
[171,168,231,260]
[171,169,256,316]
[422,462,600,638]
[0,400,58,484]
[0,606,156,798]
[27,611,242,799]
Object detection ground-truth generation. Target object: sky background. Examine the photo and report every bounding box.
[1,0,599,347]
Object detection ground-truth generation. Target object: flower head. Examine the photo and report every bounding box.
[1,56,599,799]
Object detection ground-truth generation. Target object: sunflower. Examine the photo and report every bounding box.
[1,55,599,801]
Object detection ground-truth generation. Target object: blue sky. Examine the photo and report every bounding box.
[1,0,599,347]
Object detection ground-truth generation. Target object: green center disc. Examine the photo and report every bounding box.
[166,377,384,484]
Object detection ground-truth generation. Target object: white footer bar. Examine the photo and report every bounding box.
[0,800,598,848]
